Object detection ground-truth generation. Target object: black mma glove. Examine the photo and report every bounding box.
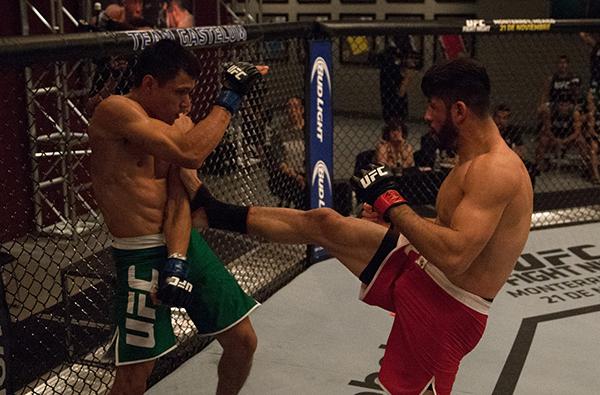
[215,62,262,115]
[350,164,408,220]
[157,254,193,308]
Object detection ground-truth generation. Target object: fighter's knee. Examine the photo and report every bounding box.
[304,207,342,231]
[238,329,258,357]
[219,320,257,358]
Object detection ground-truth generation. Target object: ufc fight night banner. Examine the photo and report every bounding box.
[307,40,333,262]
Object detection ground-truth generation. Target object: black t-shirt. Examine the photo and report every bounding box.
[549,72,580,103]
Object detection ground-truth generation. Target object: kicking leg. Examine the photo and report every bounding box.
[185,173,389,277]
[193,205,387,277]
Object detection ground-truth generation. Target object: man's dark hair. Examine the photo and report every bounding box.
[494,103,511,115]
[421,58,491,117]
[559,54,569,62]
[131,39,200,87]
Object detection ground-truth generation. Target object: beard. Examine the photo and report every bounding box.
[437,112,459,151]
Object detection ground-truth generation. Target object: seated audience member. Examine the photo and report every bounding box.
[267,96,306,208]
[579,32,600,104]
[413,128,438,169]
[583,90,600,184]
[537,55,582,140]
[413,127,457,170]
[535,93,589,172]
[493,104,525,157]
[539,55,581,111]
[374,122,414,172]
[493,104,539,187]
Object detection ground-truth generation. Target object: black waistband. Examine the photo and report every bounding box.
[359,227,400,285]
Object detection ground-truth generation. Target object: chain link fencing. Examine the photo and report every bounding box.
[0,27,309,394]
[0,20,599,395]
[330,26,600,226]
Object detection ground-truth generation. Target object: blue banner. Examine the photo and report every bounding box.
[307,40,333,262]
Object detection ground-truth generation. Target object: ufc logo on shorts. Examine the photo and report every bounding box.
[360,166,387,188]
[165,276,193,292]
[227,64,247,80]
[126,266,158,348]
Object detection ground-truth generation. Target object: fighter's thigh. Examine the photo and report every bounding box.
[304,208,388,277]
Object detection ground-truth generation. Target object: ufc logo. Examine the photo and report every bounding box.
[227,64,247,80]
[359,166,387,188]
[126,266,158,348]
[166,276,193,293]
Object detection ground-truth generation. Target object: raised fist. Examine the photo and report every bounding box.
[350,164,408,220]
[215,62,263,114]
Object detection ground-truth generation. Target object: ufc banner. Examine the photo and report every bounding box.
[307,40,333,262]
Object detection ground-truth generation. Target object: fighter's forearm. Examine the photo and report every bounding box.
[164,167,192,256]
[388,205,470,275]
[182,107,231,166]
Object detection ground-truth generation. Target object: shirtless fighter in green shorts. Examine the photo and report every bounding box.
[88,39,268,395]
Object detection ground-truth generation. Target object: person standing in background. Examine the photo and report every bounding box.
[374,35,418,126]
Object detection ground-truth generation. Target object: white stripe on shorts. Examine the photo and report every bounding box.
[111,233,166,250]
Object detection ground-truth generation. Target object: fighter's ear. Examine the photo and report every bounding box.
[140,74,157,91]
[453,101,468,123]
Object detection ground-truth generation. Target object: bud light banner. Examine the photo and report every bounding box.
[307,40,333,262]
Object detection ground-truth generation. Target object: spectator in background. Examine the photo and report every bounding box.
[96,0,148,31]
[413,128,457,170]
[535,93,589,172]
[540,55,581,109]
[267,96,306,208]
[374,122,414,172]
[373,35,418,126]
[583,90,600,184]
[87,1,153,115]
[493,104,539,187]
[165,0,195,28]
[413,128,438,170]
[580,32,600,105]
[493,104,526,159]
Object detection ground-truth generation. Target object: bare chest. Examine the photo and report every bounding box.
[92,136,169,180]
[435,167,467,225]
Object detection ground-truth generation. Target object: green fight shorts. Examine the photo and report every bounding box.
[111,229,259,366]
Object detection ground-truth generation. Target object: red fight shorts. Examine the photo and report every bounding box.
[358,229,491,395]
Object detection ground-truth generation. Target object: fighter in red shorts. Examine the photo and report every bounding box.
[180,58,533,394]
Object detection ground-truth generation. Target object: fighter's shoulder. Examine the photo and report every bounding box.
[466,151,522,193]
[94,95,144,121]
[90,96,147,139]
